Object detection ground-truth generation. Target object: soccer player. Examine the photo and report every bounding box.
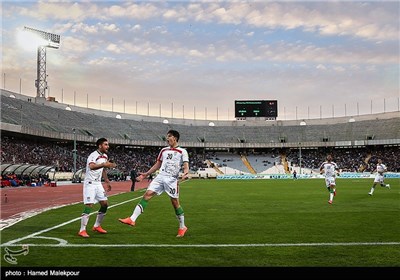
[368,158,390,196]
[119,130,189,237]
[319,154,339,205]
[78,138,116,238]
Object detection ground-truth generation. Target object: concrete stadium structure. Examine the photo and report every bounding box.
[1,89,399,150]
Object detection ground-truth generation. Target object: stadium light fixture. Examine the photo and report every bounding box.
[22,26,61,98]
[208,122,215,127]
[65,105,72,111]
[163,119,169,124]
[116,114,122,119]
[299,142,302,175]
[298,121,306,174]
[72,128,77,182]
[348,118,355,123]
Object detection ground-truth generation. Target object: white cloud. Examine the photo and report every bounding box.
[11,1,398,41]
[163,9,179,19]
[188,49,204,58]
[132,24,141,31]
[333,66,346,72]
[61,36,90,53]
[123,2,161,20]
[103,23,119,32]
[24,1,92,21]
[70,22,98,34]
[108,4,128,17]
[106,43,121,54]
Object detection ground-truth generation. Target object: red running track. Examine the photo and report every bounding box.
[0,181,149,220]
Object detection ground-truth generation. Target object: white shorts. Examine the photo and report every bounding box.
[147,175,180,199]
[374,174,384,184]
[83,181,108,204]
[325,177,336,188]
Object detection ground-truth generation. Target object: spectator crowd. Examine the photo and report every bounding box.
[1,136,398,188]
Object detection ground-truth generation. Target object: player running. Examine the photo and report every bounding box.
[320,154,339,205]
[368,158,390,196]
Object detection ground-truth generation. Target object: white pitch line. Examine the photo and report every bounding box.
[0,188,147,231]
[0,203,80,231]
[1,195,142,246]
[1,242,400,248]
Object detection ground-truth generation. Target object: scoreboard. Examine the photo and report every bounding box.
[235,100,278,119]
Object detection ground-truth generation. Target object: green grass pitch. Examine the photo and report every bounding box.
[1,178,399,267]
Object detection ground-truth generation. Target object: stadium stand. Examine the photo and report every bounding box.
[1,89,399,182]
[2,90,399,147]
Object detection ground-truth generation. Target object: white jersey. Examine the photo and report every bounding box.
[320,161,338,178]
[376,163,387,175]
[157,146,189,178]
[84,150,108,182]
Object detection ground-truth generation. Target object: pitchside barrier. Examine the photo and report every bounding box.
[216,173,400,179]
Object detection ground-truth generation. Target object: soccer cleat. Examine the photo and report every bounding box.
[78,230,89,238]
[92,226,107,234]
[333,189,336,196]
[328,200,332,204]
[176,226,188,237]
[118,217,135,226]
[386,184,391,189]
[368,192,373,196]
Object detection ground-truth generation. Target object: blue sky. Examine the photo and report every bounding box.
[2,0,399,120]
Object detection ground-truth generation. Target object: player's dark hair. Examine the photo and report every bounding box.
[96,137,108,147]
[167,130,180,142]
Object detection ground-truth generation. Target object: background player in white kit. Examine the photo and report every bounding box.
[319,154,339,205]
[78,137,116,238]
[368,158,390,196]
[119,130,189,237]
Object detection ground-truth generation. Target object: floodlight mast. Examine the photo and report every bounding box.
[24,26,60,98]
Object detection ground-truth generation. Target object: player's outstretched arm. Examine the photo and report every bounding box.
[136,161,162,182]
[136,173,147,182]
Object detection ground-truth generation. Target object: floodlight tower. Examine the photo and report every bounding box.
[23,26,60,98]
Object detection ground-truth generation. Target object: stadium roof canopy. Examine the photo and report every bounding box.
[1,163,55,177]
